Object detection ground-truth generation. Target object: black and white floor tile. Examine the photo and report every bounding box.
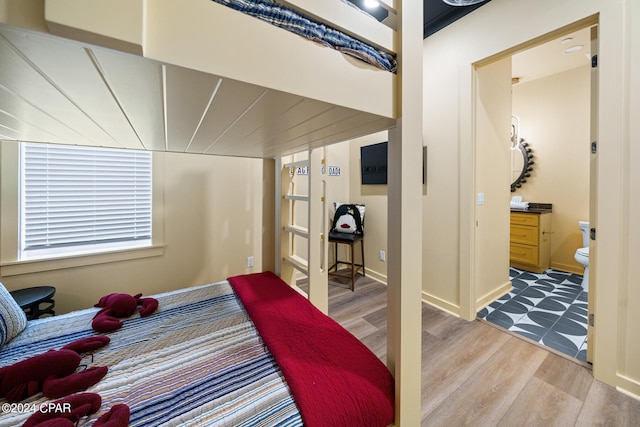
[477,268,588,362]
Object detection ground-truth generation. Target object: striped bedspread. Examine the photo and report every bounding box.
[211,0,397,73]
[0,281,302,426]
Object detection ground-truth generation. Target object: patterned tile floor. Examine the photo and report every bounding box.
[477,268,588,362]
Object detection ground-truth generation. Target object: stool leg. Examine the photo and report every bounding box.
[360,238,365,277]
[330,241,338,272]
[350,242,355,291]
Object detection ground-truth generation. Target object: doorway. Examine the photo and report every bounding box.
[473,22,597,364]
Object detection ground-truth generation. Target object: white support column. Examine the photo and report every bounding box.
[307,148,329,314]
[274,157,282,276]
[387,0,423,424]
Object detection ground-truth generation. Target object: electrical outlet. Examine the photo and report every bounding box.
[379,250,385,262]
[247,256,254,268]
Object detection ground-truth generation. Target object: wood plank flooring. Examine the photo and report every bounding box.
[298,275,640,426]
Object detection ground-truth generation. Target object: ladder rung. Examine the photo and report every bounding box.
[284,225,309,238]
[284,194,309,201]
[284,255,308,276]
[283,159,309,169]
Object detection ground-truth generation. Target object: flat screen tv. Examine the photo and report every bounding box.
[360,142,388,185]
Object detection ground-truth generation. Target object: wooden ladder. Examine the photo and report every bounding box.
[275,148,329,313]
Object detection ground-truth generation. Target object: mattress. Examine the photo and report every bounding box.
[211,0,397,72]
[0,281,301,426]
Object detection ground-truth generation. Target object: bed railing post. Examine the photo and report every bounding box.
[275,157,282,276]
[307,147,328,314]
[387,0,423,425]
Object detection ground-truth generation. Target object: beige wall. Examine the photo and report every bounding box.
[423,0,639,396]
[0,0,47,32]
[348,132,389,284]
[512,66,591,274]
[0,148,265,314]
[474,57,512,311]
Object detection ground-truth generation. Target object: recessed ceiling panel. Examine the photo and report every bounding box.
[0,107,67,144]
[0,27,143,149]
[164,65,222,153]
[91,48,166,151]
[211,89,304,154]
[187,79,268,154]
[215,96,333,156]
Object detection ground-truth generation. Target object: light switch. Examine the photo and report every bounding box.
[477,193,484,205]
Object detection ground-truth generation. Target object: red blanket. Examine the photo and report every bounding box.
[228,272,394,427]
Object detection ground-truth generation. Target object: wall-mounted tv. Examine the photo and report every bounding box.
[360,142,388,185]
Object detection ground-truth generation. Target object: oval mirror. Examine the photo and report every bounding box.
[511,138,534,192]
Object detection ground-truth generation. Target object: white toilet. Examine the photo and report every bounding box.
[574,221,590,291]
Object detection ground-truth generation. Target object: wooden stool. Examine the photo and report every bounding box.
[328,231,364,291]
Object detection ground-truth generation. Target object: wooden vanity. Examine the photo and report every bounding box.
[510,204,552,273]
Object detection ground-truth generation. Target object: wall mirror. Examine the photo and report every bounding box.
[510,116,534,192]
[511,139,534,192]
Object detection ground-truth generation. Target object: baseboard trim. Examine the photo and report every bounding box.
[617,374,640,401]
[476,280,513,312]
[421,292,460,317]
[550,261,584,276]
[364,268,387,285]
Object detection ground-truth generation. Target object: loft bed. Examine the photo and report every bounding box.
[0,0,424,425]
[0,0,399,157]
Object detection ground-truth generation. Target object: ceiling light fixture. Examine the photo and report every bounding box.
[560,37,574,44]
[363,0,380,9]
[441,0,487,6]
[563,45,584,54]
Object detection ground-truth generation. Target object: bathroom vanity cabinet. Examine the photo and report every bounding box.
[510,210,552,273]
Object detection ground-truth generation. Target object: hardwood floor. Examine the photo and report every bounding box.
[298,274,640,426]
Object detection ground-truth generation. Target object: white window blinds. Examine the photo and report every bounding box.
[20,143,152,259]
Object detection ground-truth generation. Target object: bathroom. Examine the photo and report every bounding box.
[478,27,593,362]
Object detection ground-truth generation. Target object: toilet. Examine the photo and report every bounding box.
[574,221,589,291]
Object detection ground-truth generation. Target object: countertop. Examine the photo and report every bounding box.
[510,202,553,214]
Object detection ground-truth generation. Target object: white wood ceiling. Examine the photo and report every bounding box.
[0,24,395,158]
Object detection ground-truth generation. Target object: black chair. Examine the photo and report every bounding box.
[10,286,56,320]
[328,231,364,291]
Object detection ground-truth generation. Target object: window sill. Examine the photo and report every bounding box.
[0,244,165,277]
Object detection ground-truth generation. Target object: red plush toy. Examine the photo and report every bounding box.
[92,293,159,333]
[94,403,131,426]
[22,393,130,427]
[0,336,110,403]
[22,392,102,427]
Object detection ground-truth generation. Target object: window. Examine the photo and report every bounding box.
[19,143,152,260]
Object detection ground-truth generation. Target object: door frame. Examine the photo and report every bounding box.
[466,17,599,363]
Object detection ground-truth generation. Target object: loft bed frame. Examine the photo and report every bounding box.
[0,0,424,424]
